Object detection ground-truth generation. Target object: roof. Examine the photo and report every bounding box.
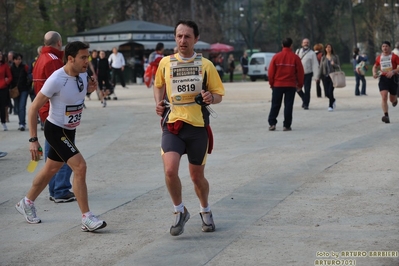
[75,19,175,36]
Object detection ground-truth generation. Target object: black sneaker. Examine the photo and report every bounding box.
[170,207,190,236]
[269,125,276,131]
[49,196,55,201]
[53,191,76,203]
[382,116,390,124]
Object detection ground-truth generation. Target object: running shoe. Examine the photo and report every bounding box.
[0,151,7,158]
[2,123,7,131]
[283,127,292,131]
[170,207,190,236]
[81,213,107,232]
[328,107,333,112]
[269,125,276,131]
[382,116,390,123]
[15,198,41,224]
[393,100,398,107]
[200,211,215,232]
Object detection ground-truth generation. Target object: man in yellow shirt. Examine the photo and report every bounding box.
[154,20,225,236]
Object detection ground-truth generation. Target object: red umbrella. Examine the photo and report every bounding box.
[210,42,234,53]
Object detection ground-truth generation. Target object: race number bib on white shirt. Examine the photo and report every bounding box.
[40,67,87,130]
[170,54,203,105]
[64,104,84,128]
[380,54,393,72]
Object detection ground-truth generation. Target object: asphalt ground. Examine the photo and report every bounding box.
[0,77,398,266]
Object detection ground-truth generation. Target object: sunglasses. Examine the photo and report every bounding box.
[76,76,84,92]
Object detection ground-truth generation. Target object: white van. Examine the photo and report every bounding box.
[248,52,276,81]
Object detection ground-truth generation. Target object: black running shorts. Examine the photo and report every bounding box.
[161,122,208,165]
[44,120,80,162]
[379,75,398,95]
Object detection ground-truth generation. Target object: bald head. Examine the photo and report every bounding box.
[44,31,62,49]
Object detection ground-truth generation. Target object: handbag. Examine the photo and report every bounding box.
[9,86,19,98]
[9,67,23,98]
[329,66,346,88]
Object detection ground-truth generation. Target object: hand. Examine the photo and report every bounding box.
[29,142,42,161]
[201,90,213,105]
[155,100,165,116]
[87,77,97,93]
[386,71,395,79]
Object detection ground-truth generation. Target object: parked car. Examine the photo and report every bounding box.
[248,52,276,82]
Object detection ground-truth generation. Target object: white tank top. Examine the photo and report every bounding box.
[40,67,87,130]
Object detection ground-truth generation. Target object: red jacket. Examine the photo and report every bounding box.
[268,47,304,88]
[32,46,64,122]
[0,63,12,89]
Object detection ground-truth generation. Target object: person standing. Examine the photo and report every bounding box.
[16,41,107,232]
[154,20,225,236]
[295,38,319,110]
[318,44,341,112]
[240,51,249,81]
[108,47,127,89]
[10,53,30,131]
[33,31,75,203]
[87,50,99,100]
[313,43,325,98]
[227,54,235,82]
[268,37,304,131]
[372,41,399,124]
[393,42,399,56]
[353,47,367,96]
[97,50,113,107]
[0,51,12,131]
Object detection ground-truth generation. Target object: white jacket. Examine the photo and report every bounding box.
[296,48,319,78]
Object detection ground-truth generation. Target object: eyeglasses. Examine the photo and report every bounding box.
[76,76,84,92]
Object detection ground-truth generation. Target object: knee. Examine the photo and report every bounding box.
[164,167,178,180]
[72,160,87,177]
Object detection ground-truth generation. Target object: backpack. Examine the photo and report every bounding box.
[144,65,156,88]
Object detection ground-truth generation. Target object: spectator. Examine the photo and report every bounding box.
[295,38,319,110]
[313,43,325,98]
[268,37,304,131]
[10,53,30,131]
[108,47,127,89]
[227,54,235,82]
[318,43,341,112]
[240,51,249,81]
[353,47,367,96]
[0,51,12,131]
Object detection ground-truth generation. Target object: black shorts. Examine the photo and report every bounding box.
[44,120,80,162]
[243,67,248,75]
[379,75,399,95]
[161,122,208,165]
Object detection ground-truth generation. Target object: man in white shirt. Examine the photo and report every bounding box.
[296,38,319,110]
[108,47,127,88]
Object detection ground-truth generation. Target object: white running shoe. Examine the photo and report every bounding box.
[328,107,333,112]
[81,213,107,232]
[2,123,7,131]
[15,198,41,224]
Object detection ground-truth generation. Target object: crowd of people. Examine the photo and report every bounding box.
[266,37,399,131]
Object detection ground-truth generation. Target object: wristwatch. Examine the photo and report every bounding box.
[29,137,38,142]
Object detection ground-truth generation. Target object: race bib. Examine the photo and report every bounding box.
[64,103,84,128]
[380,54,393,72]
[170,54,203,105]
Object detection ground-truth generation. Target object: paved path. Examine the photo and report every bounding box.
[1,77,398,266]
